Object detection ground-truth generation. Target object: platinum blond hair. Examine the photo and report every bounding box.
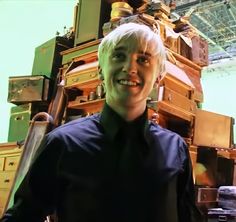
[98,22,166,75]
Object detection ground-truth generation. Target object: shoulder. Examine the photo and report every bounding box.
[45,114,102,148]
[148,121,188,164]
[51,114,100,135]
[149,121,185,146]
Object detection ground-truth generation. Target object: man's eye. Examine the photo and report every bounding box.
[138,56,150,65]
[112,53,125,61]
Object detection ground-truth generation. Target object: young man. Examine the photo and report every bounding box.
[1,23,202,222]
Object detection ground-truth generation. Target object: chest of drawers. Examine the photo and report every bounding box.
[0,142,22,217]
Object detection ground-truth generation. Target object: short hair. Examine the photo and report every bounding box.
[98,22,166,75]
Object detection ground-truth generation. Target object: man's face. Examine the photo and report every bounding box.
[100,37,159,109]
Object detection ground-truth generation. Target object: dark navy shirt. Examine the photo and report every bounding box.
[1,103,202,222]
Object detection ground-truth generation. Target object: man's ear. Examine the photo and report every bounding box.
[153,75,161,88]
[156,73,163,84]
[98,65,104,80]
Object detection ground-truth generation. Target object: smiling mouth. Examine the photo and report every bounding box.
[118,79,140,86]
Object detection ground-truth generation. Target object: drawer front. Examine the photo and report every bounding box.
[0,207,4,218]
[162,76,191,98]
[165,37,179,53]
[8,76,50,104]
[0,189,9,208]
[159,86,196,114]
[208,209,236,222]
[157,101,193,122]
[0,172,15,189]
[191,36,208,67]
[5,155,20,171]
[65,69,98,88]
[193,109,233,148]
[62,43,99,65]
[0,158,4,171]
[197,188,218,203]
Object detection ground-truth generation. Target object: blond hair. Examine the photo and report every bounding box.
[98,23,166,75]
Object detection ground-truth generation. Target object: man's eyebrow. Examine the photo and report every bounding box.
[113,47,152,56]
[113,46,126,51]
[138,51,152,57]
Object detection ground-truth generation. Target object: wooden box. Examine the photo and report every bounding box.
[61,40,100,66]
[73,0,110,46]
[160,61,194,99]
[166,49,203,103]
[0,142,22,217]
[193,109,234,149]
[191,36,209,67]
[156,101,194,122]
[158,86,196,114]
[65,61,99,90]
[178,35,191,59]
[196,187,218,204]
[32,36,73,80]
[165,36,178,53]
[8,103,48,142]
[8,75,50,104]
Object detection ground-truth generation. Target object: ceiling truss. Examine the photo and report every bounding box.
[173,0,236,61]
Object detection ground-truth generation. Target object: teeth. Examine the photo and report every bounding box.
[119,80,138,86]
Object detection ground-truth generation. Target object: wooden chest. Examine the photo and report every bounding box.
[158,86,196,114]
[156,101,194,122]
[65,61,99,90]
[161,60,194,98]
[191,36,209,67]
[8,103,48,142]
[164,36,178,53]
[179,36,192,59]
[8,75,50,104]
[193,109,234,149]
[32,36,73,80]
[0,142,22,217]
[196,187,218,204]
[61,40,100,66]
[64,57,104,117]
[166,49,203,103]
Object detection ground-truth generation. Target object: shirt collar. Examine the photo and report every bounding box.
[100,103,149,141]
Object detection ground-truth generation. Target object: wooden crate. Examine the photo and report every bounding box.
[193,109,234,149]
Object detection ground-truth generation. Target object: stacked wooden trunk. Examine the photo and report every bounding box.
[0,143,22,216]
[0,36,73,218]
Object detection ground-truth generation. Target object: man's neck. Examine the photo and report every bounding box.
[107,101,147,122]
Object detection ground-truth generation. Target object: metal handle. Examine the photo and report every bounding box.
[31,112,53,123]
[218,215,227,222]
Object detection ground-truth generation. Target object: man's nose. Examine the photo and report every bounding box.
[122,58,137,75]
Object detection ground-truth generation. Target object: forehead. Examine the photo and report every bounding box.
[111,36,158,55]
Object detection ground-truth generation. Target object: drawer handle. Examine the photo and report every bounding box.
[72,77,80,82]
[218,215,227,222]
[4,179,10,183]
[90,72,97,78]
[8,162,15,166]
[15,116,24,121]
